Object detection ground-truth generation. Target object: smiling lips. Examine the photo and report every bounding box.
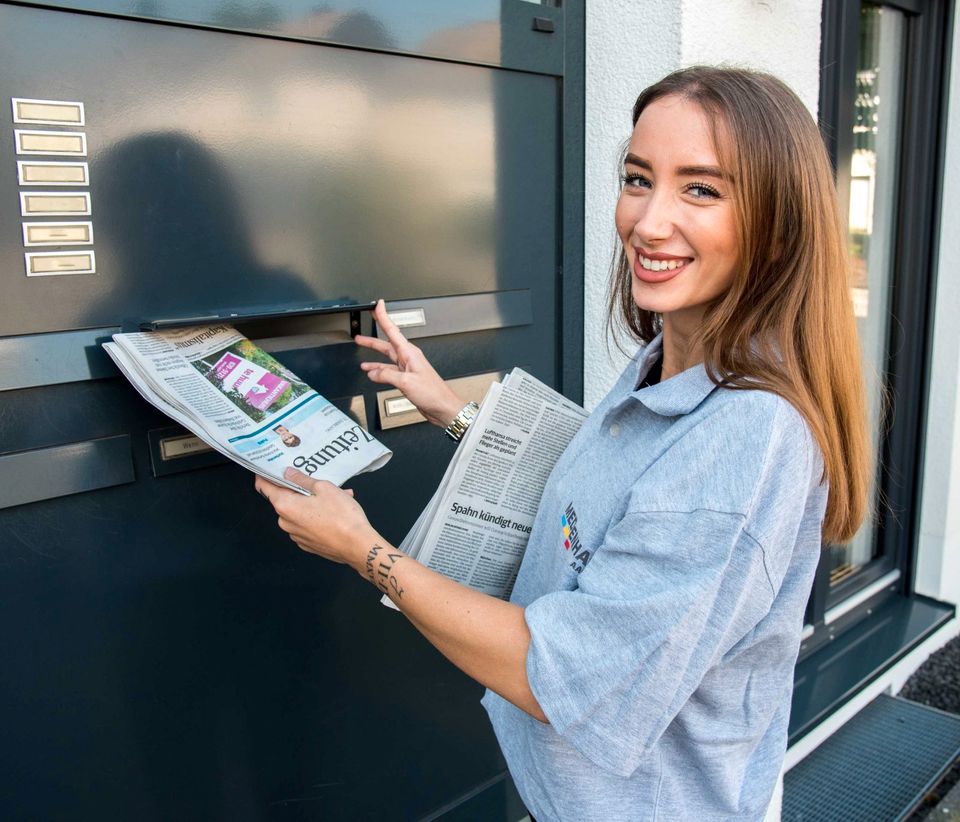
[633,249,693,283]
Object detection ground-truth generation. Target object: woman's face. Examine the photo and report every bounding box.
[615,95,739,331]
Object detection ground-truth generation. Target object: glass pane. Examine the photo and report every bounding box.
[831,5,905,587]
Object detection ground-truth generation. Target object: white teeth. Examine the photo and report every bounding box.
[639,255,685,272]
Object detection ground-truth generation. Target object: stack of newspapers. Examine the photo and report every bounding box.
[393,368,588,603]
[103,325,392,492]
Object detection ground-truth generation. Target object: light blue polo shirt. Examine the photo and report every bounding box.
[482,334,827,821]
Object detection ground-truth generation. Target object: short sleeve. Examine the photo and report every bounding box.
[523,395,819,777]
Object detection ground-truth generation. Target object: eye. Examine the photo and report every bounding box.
[620,172,651,191]
[684,180,721,199]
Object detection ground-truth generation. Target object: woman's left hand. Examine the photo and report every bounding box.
[254,467,378,573]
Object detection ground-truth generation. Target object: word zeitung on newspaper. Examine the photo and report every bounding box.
[103,325,391,492]
[386,368,588,608]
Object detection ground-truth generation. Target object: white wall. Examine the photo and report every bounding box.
[583,0,682,409]
[915,11,960,607]
[584,1,822,408]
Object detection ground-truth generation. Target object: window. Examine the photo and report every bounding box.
[801,0,950,653]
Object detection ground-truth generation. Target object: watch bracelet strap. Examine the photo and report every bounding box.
[445,401,480,442]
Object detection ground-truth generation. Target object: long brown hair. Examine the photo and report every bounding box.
[609,66,870,543]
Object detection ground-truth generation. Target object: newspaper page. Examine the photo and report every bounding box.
[392,368,587,603]
[103,325,391,492]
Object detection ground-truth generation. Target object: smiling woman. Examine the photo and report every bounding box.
[615,95,740,358]
[257,66,870,821]
[609,68,870,547]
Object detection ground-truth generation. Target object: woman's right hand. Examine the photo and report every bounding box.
[355,299,466,428]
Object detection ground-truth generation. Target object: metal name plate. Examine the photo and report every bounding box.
[22,221,94,247]
[17,160,89,186]
[148,426,228,478]
[386,308,427,329]
[383,396,417,417]
[20,191,91,216]
[11,97,85,126]
[25,250,96,277]
[159,434,213,460]
[15,129,87,156]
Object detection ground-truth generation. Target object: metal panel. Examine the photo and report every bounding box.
[0,435,134,509]
[385,290,532,341]
[0,2,583,819]
[0,5,559,343]
[0,327,119,391]
[0,338,524,820]
[19,0,563,75]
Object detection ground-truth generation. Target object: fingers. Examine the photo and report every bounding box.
[373,299,413,350]
[360,363,404,389]
[354,334,397,361]
[255,474,286,501]
[283,467,316,491]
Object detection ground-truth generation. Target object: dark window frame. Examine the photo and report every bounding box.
[800,0,952,659]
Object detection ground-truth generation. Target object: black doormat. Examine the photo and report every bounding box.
[783,694,960,821]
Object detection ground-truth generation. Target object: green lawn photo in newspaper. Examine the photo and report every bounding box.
[193,339,311,423]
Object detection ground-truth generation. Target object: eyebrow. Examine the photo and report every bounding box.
[624,153,730,181]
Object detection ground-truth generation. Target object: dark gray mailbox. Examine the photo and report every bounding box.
[0,2,583,818]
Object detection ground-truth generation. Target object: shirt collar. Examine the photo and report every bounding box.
[629,333,722,417]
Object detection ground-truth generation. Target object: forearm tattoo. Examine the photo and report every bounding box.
[364,545,406,599]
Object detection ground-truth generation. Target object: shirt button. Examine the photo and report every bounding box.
[609,423,621,438]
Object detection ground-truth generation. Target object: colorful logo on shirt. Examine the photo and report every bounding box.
[562,502,592,573]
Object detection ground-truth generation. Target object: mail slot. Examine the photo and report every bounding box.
[0,2,582,819]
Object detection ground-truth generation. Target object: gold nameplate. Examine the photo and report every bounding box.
[15,129,87,156]
[159,435,213,461]
[20,192,91,216]
[22,221,94,247]
[17,161,89,186]
[25,250,96,277]
[12,98,85,126]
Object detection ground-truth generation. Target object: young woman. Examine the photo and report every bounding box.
[255,67,869,820]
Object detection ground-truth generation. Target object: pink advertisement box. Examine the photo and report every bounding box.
[212,352,290,411]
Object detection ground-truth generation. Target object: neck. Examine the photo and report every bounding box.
[660,310,705,380]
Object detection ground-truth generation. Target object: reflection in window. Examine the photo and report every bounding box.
[831,5,904,586]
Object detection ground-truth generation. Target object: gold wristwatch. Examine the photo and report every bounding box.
[444,401,479,442]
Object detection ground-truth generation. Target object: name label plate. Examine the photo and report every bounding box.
[17,160,89,186]
[15,129,87,156]
[20,191,91,216]
[11,98,85,126]
[160,435,214,461]
[25,250,96,277]
[22,221,94,247]
[386,308,427,329]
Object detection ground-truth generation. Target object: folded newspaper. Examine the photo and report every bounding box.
[103,325,391,493]
[386,368,588,606]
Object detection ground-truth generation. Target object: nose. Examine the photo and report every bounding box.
[626,188,675,246]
